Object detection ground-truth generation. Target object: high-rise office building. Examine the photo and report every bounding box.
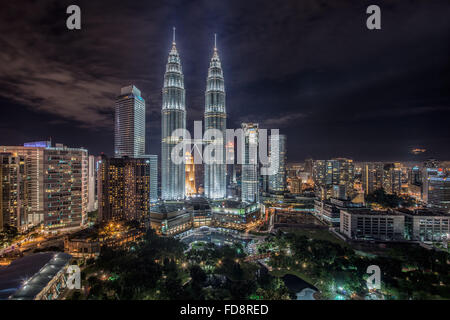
[0,153,28,231]
[409,166,422,186]
[268,134,287,193]
[114,85,146,158]
[204,35,227,200]
[241,123,259,203]
[98,155,152,222]
[422,167,450,213]
[161,28,186,200]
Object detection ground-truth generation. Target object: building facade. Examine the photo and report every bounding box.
[138,154,158,203]
[422,167,450,213]
[43,144,88,229]
[161,31,186,200]
[0,144,46,229]
[0,153,28,231]
[268,134,287,194]
[241,123,259,203]
[340,209,405,241]
[313,158,354,200]
[97,156,152,222]
[1,142,88,231]
[150,201,192,236]
[185,151,196,196]
[314,198,364,226]
[87,155,97,213]
[204,37,227,200]
[400,209,450,242]
[114,85,146,158]
[362,162,402,195]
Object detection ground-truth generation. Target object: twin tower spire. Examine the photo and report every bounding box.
[161,28,227,201]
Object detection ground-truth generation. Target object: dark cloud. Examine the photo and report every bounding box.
[0,0,449,161]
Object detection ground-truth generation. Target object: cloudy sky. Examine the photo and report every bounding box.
[0,0,449,162]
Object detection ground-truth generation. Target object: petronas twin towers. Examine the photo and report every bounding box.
[161,29,226,200]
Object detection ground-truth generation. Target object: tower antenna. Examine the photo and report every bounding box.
[214,33,217,50]
[173,26,176,44]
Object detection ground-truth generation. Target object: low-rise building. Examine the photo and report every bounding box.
[150,201,192,236]
[340,209,405,241]
[64,222,144,258]
[314,198,364,226]
[149,199,261,236]
[186,197,212,228]
[398,208,450,242]
[210,200,260,230]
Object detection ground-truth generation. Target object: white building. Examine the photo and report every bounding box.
[340,209,404,241]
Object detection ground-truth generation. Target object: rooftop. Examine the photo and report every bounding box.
[151,201,185,213]
[395,208,450,217]
[0,252,72,300]
[342,209,403,216]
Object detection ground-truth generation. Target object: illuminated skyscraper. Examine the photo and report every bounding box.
[43,144,88,229]
[185,151,196,196]
[362,162,401,195]
[1,142,88,230]
[204,34,227,200]
[422,167,450,213]
[241,123,259,203]
[114,85,146,158]
[268,134,287,193]
[313,158,354,199]
[0,153,27,231]
[87,155,97,212]
[1,143,46,228]
[362,162,383,195]
[382,163,402,195]
[97,155,151,222]
[140,154,158,203]
[161,28,186,200]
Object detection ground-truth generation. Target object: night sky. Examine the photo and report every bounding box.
[0,0,449,162]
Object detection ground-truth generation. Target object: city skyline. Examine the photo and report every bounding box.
[1,1,450,305]
[0,1,449,162]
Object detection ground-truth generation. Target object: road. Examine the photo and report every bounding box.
[1,224,89,258]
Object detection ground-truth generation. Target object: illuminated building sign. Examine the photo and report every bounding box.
[24,141,51,148]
